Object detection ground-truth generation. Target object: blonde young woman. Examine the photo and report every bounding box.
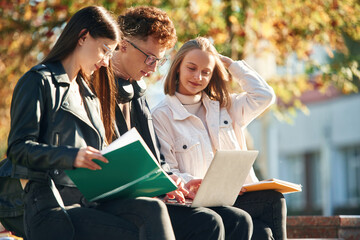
[152,37,287,240]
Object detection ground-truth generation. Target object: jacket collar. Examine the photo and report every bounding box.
[166,92,223,150]
[165,95,192,120]
[166,92,219,120]
[45,61,96,98]
[46,61,105,142]
[45,61,71,84]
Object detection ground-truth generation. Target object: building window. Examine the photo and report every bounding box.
[280,154,305,212]
[342,145,360,206]
[281,152,321,215]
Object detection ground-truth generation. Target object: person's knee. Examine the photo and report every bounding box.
[266,190,284,202]
[224,208,252,229]
[217,208,252,240]
[266,190,287,214]
[236,210,253,233]
[195,208,223,227]
[136,197,168,216]
[191,208,224,239]
[205,211,224,230]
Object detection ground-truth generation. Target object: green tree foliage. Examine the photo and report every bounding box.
[1,0,359,156]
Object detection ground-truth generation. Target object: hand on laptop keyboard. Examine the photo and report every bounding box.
[185,179,202,199]
[164,175,189,203]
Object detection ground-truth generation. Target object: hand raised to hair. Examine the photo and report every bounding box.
[74,146,108,170]
[219,54,234,69]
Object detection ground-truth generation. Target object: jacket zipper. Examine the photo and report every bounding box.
[54,132,59,146]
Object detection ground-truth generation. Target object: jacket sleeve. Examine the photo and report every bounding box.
[228,60,276,128]
[152,108,197,183]
[155,137,173,174]
[7,70,78,171]
[142,98,172,174]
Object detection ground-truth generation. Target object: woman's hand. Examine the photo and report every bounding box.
[219,55,234,69]
[185,179,202,199]
[239,187,247,196]
[73,146,108,170]
[165,175,189,203]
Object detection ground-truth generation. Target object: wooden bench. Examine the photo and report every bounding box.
[287,215,360,240]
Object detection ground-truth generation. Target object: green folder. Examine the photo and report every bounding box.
[65,128,177,202]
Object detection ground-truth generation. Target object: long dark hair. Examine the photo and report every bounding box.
[164,37,231,108]
[42,6,120,143]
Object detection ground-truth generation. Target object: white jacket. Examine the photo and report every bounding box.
[152,60,276,184]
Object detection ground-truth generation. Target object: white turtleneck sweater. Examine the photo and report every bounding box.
[174,91,218,153]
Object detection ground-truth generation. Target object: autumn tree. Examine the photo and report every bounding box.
[1,0,359,157]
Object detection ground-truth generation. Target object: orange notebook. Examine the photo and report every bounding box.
[243,178,302,194]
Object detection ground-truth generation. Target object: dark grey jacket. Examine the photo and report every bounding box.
[6,61,106,186]
[115,78,171,174]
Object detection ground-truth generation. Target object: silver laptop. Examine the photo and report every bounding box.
[167,150,259,208]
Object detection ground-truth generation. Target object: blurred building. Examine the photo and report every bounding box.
[247,80,360,217]
[244,41,360,216]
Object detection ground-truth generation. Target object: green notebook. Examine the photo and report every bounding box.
[65,128,177,202]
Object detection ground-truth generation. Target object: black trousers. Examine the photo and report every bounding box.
[23,181,253,240]
[167,204,253,240]
[234,190,287,240]
[23,181,174,240]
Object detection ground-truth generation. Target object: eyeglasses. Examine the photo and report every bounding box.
[103,44,114,59]
[126,40,167,66]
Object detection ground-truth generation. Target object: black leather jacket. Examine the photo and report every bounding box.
[6,61,106,186]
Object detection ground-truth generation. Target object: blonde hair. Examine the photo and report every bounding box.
[164,37,231,108]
